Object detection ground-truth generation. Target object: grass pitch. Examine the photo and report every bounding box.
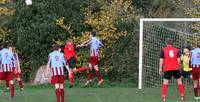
[0,85,196,102]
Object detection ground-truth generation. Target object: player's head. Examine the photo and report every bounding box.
[9,46,13,52]
[91,31,96,37]
[65,40,72,45]
[54,44,61,51]
[166,38,173,45]
[2,42,10,48]
[183,46,190,54]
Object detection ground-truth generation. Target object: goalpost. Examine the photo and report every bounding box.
[139,18,200,89]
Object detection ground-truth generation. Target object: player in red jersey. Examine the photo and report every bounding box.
[46,44,70,102]
[78,31,104,86]
[159,39,185,102]
[0,43,15,100]
[5,47,24,91]
[64,40,89,88]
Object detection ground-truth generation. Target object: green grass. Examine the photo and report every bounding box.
[0,85,197,102]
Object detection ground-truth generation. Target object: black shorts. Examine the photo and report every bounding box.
[163,70,181,80]
[66,57,76,69]
[181,70,192,78]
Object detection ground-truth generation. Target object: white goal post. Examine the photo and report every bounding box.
[139,18,200,89]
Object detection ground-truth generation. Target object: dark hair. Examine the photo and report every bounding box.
[2,42,10,48]
[92,31,96,37]
[184,46,191,51]
[53,44,61,50]
[166,38,173,45]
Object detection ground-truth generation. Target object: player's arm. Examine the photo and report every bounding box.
[45,55,51,77]
[77,39,91,47]
[16,53,21,73]
[177,50,181,65]
[159,49,164,75]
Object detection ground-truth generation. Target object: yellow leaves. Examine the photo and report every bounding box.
[0,0,6,4]
[55,17,73,34]
[193,0,200,5]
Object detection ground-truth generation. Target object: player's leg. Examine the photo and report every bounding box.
[85,63,93,86]
[5,80,10,91]
[69,68,75,87]
[16,77,24,91]
[174,71,185,98]
[162,71,172,102]
[9,80,15,99]
[55,83,61,102]
[192,68,199,100]
[7,72,15,99]
[59,84,64,102]
[162,79,169,102]
[94,65,103,86]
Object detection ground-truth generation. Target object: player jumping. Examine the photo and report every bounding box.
[0,43,15,100]
[159,39,185,102]
[190,42,200,100]
[5,47,24,91]
[64,40,89,88]
[78,31,104,86]
[45,44,70,102]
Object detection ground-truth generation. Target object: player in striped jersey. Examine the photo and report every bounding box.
[78,31,104,86]
[190,42,200,100]
[46,44,70,102]
[5,47,24,91]
[0,43,15,100]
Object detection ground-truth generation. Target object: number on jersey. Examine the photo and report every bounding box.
[169,50,174,58]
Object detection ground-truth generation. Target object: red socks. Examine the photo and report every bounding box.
[178,84,185,97]
[69,72,75,85]
[95,70,103,81]
[60,89,64,102]
[194,87,198,97]
[55,89,60,102]
[162,84,167,98]
[10,84,15,97]
[87,71,93,81]
[75,67,88,73]
[18,80,24,88]
[6,80,9,88]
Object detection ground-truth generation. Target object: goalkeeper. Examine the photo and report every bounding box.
[180,47,192,79]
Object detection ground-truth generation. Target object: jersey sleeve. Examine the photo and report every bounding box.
[98,40,103,47]
[160,49,164,58]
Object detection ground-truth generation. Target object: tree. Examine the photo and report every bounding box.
[7,0,93,81]
[185,0,200,47]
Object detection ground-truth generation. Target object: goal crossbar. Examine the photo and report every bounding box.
[139,18,200,89]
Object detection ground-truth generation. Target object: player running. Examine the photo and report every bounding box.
[0,43,15,100]
[190,42,200,100]
[159,39,185,102]
[64,40,89,88]
[78,31,104,86]
[45,44,70,102]
[5,47,24,91]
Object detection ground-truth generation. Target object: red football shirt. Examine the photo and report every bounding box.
[64,42,76,60]
[160,45,180,72]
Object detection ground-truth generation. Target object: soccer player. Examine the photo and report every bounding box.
[190,42,200,100]
[5,47,24,91]
[180,47,192,86]
[64,40,89,88]
[46,44,70,102]
[78,31,104,86]
[0,43,15,100]
[159,39,185,102]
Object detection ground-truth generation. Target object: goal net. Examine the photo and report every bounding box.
[139,18,200,89]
